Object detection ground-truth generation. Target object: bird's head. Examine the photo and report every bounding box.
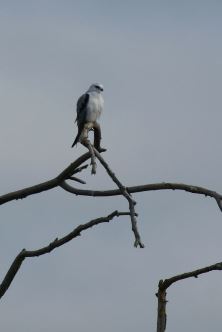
[87,83,104,93]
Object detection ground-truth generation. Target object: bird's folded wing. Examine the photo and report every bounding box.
[75,93,90,127]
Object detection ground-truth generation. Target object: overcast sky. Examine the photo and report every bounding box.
[0,1,222,331]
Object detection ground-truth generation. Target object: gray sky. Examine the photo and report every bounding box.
[0,1,222,331]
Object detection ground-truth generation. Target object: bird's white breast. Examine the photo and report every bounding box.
[86,92,104,122]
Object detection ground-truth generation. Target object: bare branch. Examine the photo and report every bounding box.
[60,181,222,213]
[156,261,222,332]
[1,149,222,216]
[0,151,101,205]
[72,164,88,174]
[69,176,86,184]
[0,210,130,300]
[215,197,222,212]
[160,261,222,290]
[84,139,97,174]
[156,281,167,332]
[93,148,144,248]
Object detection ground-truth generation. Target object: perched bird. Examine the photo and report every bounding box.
[71,83,104,149]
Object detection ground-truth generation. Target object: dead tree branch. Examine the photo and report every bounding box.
[1,152,222,216]
[84,139,97,174]
[0,151,98,205]
[69,176,86,184]
[0,210,130,300]
[93,148,144,248]
[156,261,222,332]
[60,181,222,213]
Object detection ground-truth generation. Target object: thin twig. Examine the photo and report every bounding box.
[93,147,144,248]
[0,210,130,300]
[72,164,88,174]
[69,176,86,184]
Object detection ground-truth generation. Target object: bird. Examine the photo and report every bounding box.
[71,83,104,149]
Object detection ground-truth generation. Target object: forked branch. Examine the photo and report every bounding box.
[1,151,222,215]
[156,261,222,332]
[93,147,144,248]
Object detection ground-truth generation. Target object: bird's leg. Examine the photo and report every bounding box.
[80,123,93,147]
[93,122,103,152]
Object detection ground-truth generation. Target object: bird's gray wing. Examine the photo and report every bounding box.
[76,93,90,126]
[71,93,89,147]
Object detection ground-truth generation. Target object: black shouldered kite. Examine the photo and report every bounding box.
[71,83,104,150]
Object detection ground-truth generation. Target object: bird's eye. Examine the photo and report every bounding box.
[95,85,103,91]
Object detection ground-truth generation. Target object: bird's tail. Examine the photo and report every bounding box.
[71,132,81,148]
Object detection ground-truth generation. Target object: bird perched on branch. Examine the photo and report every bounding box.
[71,83,104,150]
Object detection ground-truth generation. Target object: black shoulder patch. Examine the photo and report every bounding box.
[77,93,89,113]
